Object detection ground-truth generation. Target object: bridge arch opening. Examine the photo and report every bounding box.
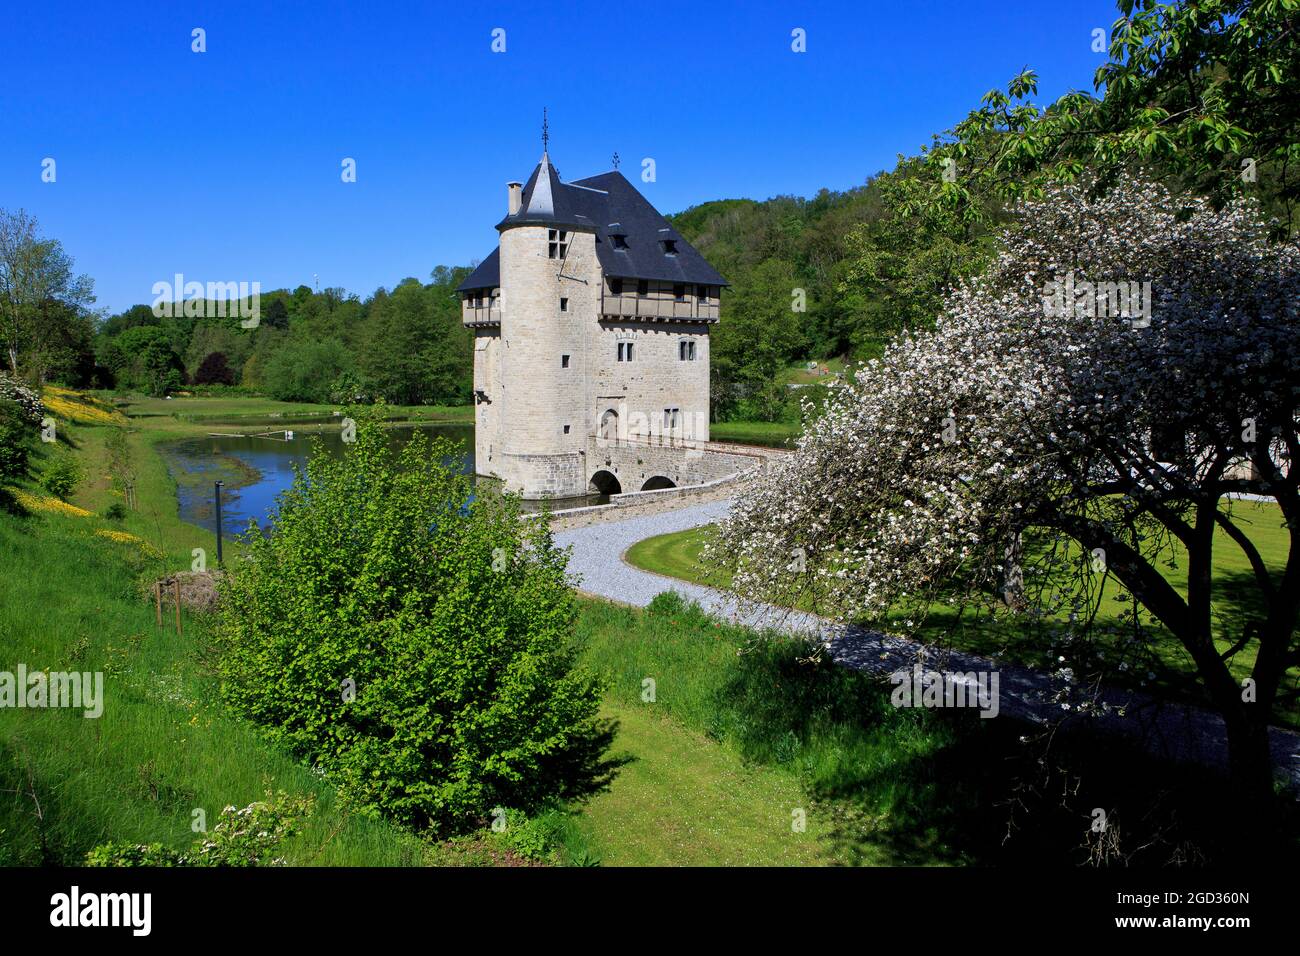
[589,470,621,496]
[641,476,676,491]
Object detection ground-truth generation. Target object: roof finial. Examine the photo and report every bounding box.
[542,107,549,155]
[611,151,620,170]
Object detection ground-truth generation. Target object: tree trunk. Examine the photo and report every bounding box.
[1222,706,1277,837]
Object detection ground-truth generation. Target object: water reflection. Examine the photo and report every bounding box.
[160,423,605,538]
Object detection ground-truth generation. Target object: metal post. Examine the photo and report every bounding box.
[214,481,224,566]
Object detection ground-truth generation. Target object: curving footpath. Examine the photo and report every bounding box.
[553,497,1300,789]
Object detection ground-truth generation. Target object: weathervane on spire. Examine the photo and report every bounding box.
[542,107,549,154]
[612,151,620,170]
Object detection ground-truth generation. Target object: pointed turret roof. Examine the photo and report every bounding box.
[460,155,728,292]
[495,152,595,232]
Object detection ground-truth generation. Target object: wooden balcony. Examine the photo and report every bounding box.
[600,292,719,323]
[462,302,501,326]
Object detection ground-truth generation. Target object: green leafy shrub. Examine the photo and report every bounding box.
[86,791,314,866]
[39,452,82,500]
[0,399,34,486]
[217,412,618,834]
[104,502,127,521]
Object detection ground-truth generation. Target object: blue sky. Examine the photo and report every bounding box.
[1,0,1119,314]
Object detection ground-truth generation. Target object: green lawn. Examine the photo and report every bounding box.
[780,356,847,386]
[108,392,473,426]
[710,420,802,448]
[571,701,830,866]
[623,507,1300,725]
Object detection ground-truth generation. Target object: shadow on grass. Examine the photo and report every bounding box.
[709,632,1300,867]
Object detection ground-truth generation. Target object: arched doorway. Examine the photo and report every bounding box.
[589,470,621,496]
[599,408,619,442]
[641,476,676,491]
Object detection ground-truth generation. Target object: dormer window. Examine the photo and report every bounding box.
[548,229,568,259]
[611,234,629,250]
[660,239,678,255]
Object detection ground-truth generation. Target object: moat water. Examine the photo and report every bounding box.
[160,423,605,539]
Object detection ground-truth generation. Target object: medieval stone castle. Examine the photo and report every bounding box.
[459,144,741,500]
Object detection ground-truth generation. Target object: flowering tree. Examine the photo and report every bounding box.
[710,175,1299,810]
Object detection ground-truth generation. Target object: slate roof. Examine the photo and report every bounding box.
[457,154,727,292]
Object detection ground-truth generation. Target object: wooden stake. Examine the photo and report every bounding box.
[154,581,162,627]
[174,578,182,635]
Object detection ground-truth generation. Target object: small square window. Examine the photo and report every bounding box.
[561,354,570,368]
[560,297,568,312]
[661,239,678,255]
[548,229,569,260]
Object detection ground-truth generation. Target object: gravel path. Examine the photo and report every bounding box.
[554,498,1300,789]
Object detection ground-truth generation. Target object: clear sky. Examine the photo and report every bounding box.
[1,0,1120,314]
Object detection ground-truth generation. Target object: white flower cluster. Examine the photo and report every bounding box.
[0,371,45,426]
[710,175,1299,623]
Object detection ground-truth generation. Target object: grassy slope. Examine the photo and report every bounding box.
[0,496,431,865]
[0,392,849,866]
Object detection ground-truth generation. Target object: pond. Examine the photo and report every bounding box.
[159,423,604,538]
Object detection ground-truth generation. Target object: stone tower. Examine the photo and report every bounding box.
[459,143,728,500]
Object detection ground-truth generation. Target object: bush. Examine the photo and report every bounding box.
[104,502,127,521]
[86,792,314,866]
[39,453,82,500]
[0,372,45,425]
[217,412,619,834]
[0,400,34,486]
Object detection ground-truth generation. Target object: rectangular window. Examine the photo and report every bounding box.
[611,234,629,250]
[637,280,648,297]
[548,229,568,259]
[563,424,571,434]
[664,407,681,430]
[561,354,570,368]
[697,285,709,301]
[610,278,623,295]
[673,284,686,301]
[560,297,568,312]
[679,340,696,361]
[618,342,634,362]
